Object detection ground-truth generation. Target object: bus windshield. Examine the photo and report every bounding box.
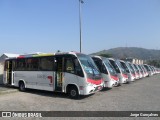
[133,64,139,72]
[127,63,135,74]
[120,62,130,73]
[77,54,101,79]
[116,60,127,74]
[144,65,150,71]
[103,58,117,76]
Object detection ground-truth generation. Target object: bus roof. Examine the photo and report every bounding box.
[92,56,103,60]
[5,51,85,60]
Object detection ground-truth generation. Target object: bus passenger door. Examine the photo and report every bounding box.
[55,57,64,91]
[5,61,13,85]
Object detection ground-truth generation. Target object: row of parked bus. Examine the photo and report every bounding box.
[92,56,160,89]
[3,52,160,99]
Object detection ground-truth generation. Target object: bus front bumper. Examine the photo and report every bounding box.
[79,83,103,95]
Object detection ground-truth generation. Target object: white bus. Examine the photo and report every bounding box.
[3,52,103,99]
[123,61,135,82]
[92,56,119,88]
[144,64,153,76]
[108,58,128,84]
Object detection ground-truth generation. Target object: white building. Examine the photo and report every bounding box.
[0,53,19,84]
[125,58,144,65]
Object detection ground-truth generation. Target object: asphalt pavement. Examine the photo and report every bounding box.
[0,74,160,120]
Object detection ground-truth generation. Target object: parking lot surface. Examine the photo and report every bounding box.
[0,75,160,119]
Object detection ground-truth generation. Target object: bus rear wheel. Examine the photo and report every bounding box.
[19,82,26,92]
[68,86,79,99]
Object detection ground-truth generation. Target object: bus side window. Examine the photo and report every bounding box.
[93,59,102,72]
[64,57,84,77]
[111,61,120,73]
[16,59,26,71]
[39,57,54,71]
[65,58,75,74]
[74,59,84,77]
[31,59,39,70]
[12,60,16,71]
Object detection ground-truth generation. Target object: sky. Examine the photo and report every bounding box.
[0,0,160,55]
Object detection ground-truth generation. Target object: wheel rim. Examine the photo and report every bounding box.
[70,89,76,97]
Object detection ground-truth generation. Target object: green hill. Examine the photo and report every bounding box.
[91,47,160,60]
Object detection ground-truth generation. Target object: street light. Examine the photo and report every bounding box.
[79,0,84,53]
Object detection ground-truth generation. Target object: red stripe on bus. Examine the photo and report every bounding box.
[47,76,53,84]
[122,74,128,78]
[87,78,103,85]
[17,56,25,59]
[132,74,135,77]
[111,75,119,81]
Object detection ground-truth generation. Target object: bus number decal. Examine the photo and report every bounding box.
[47,76,53,84]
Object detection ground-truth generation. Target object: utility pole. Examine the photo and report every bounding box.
[79,0,84,53]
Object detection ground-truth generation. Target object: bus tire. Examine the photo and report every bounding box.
[68,86,79,99]
[19,81,26,92]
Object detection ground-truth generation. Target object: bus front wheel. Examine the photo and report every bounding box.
[68,86,79,99]
[19,82,26,92]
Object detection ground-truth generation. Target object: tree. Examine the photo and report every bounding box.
[147,60,160,68]
[99,53,112,58]
[57,50,61,52]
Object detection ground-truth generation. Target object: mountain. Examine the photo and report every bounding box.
[91,47,160,60]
